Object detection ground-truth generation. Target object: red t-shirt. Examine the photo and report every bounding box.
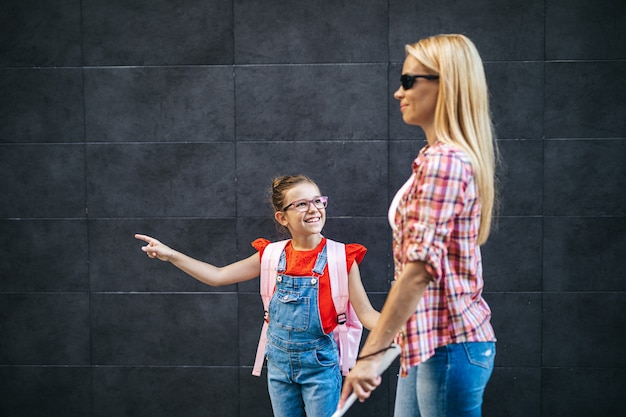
[252,237,367,334]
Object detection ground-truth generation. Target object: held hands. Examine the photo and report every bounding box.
[135,234,175,262]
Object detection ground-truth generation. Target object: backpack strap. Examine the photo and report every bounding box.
[252,239,289,376]
[326,239,356,376]
[326,239,349,318]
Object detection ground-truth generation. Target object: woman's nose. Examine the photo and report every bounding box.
[393,86,403,100]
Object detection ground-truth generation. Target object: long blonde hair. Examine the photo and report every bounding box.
[406,34,498,244]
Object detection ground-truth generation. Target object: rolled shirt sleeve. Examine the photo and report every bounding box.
[400,146,473,281]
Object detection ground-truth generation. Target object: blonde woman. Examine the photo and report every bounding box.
[339,34,498,417]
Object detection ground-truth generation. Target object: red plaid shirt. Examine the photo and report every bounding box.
[389,142,496,376]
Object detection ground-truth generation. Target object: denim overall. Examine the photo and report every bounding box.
[265,245,342,417]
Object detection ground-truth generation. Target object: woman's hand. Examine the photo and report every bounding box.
[338,355,382,406]
[135,234,175,262]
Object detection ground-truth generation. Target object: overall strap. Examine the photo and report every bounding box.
[252,239,289,376]
[311,244,328,276]
[277,250,287,273]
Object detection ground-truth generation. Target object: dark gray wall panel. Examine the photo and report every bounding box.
[544,216,626,292]
[487,292,542,367]
[0,219,88,292]
[239,367,273,417]
[389,0,545,62]
[0,293,90,365]
[546,0,626,60]
[388,139,428,194]
[84,66,234,142]
[235,64,388,141]
[544,139,626,216]
[482,216,542,292]
[0,144,85,218]
[83,0,234,66]
[92,367,239,417]
[238,293,264,367]
[542,367,625,417]
[86,143,236,217]
[486,62,544,140]
[497,140,543,216]
[0,68,84,143]
[91,293,238,366]
[545,61,626,139]
[484,367,541,417]
[234,0,388,64]
[543,293,626,367]
[0,0,82,67]
[0,366,91,417]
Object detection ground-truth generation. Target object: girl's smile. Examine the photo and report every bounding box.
[275,182,327,249]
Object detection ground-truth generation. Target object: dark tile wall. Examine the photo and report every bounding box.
[1,0,624,416]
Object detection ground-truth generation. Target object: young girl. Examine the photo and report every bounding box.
[136,175,379,417]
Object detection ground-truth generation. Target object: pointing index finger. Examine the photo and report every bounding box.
[134,234,151,243]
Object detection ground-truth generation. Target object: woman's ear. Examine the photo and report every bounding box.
[274,211,289,227]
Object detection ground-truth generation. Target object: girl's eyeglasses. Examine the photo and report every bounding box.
[400,74,439,90]
[282,196,328,212]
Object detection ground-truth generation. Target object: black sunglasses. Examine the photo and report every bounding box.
[400,74,439,90]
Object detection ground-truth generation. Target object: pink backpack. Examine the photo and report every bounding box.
[252,239,363,376]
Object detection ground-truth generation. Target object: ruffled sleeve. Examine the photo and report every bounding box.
[345,243,367,273]
[251,238,271,260]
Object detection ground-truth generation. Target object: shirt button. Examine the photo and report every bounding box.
[311,278,317,284]
[283,295,289,300]
[276,276,282,282]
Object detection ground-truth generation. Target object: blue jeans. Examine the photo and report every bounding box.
[394,342,495,417]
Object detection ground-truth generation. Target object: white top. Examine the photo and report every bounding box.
[388,174,416,231]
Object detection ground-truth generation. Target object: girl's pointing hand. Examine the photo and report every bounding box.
[135,234,174,262]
